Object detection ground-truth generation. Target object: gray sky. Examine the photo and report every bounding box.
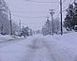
[5,0,73,30]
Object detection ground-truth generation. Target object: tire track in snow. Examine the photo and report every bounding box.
[24,38,40,61]
[25,37,56,61]
[42,40,56,61]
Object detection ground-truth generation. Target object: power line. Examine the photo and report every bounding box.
[25,0,58,4]
[12,14,47,19]
[11,11,49,14]
[11,9,66,19]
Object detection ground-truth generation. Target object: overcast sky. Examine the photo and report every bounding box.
[5,0,73,30]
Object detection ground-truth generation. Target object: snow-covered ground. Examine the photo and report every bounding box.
[0,32,77,61]
[0,35,15,42]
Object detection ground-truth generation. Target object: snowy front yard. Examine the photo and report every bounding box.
[0,35,15,42]
[0,33,77,61]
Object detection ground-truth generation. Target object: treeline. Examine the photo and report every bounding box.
[0,0,33,37]
[42,18,61,35]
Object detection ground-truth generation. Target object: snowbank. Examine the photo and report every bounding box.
[0,34,25,42]
[0,35,15,42]
[44,32,77,61]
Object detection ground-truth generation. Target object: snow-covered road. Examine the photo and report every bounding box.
[0,36,56,61]
[25,37,56,61]
[0,33,77,61]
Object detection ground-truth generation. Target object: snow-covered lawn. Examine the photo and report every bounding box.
[0,32,77,61]
[0,35,15,42]
[0,35,24,42]
[44,32,77,61]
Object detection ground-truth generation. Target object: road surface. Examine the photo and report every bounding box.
[0,35,76,61]
[25,38,56,61]
[0,36,56,61]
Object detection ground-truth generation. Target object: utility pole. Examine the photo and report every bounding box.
[19,20,22,33]
[60,0,63,35]
[1,24,3,34]
[49,9,55,35]
[9,10,12,35]
[46,17,50,35]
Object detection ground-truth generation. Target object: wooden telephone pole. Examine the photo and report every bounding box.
[19,20,22,33]
[60,0,63,35]
[9,10,12,35]
[49,9,55,35]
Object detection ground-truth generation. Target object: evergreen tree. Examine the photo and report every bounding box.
[64,4,74,31]
[64,2,77,31]
[73,2,77,26]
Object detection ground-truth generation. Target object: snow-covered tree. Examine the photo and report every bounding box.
[12,22,19,35]
[53,18,61,34]
[0,0,10,34]
[42,17,61,35]
[64,4,74,31]
[42,18,52,35]
[19,26,33,37]
[64,2,77,31]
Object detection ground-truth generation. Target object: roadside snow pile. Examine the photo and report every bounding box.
[0,35,15,41]
[44,32,77,61]
[0,34,25,42]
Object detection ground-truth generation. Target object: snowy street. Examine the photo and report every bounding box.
[0,33,77,61]
[24,37,56,61]
[0,0,77,61]
[0,35,55,61]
